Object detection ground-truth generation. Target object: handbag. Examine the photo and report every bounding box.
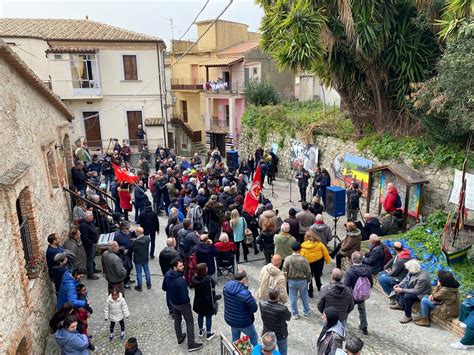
[245,228,254,245]
[210,282,218,315]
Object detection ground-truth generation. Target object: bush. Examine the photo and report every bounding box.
[244,80,280,106]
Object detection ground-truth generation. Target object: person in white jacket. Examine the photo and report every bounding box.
[105,288,130,341]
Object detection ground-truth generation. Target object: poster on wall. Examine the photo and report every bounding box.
[332,153,373,197]
[380,171,422,218]
[449,169,474,210]
[289,139,318,173]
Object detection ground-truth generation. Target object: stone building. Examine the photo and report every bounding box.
[0,39,74,354]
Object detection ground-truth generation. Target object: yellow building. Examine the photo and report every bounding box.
[170,20,260,155]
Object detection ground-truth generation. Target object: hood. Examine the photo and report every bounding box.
[224,279,247,296]
[108,292,124,303]
[192,275,209,286]
[162,247,177,257]
[328,321,345,338]
[313,223,330,232]
[398,249,411,259]
[276,232,292,242]
[262,210,276,218]
[301,240,320,250]
[264,263,282,277]
[388,186,398,194]
[167,269,183,280]
[327,282,351,298]
[55,328,77,347]
[351,263,371,277]
[347,229,362,239]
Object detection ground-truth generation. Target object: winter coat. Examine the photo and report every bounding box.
[258,210,278,230]
[310,222,333,247]
[102,251,127,284]
[218,192,234,210]
[343,264,374,304]
[63,237,87,270]
[257,231,275,253]
[340,229,362,257]
[398,270,432,300]
[57,272,87,310]
[132,235,150,265]
[47,245,65,275]
[215,241,237,253]
[104,292,130,322]
[256,263,288,304]
[193,242,217,276]
[51,266,68,293]
[118,188,132,211]
[159,247,178,275]
[274,232,297,260]
[55,328,89,355]
[317,321,344,355]
[296,210,316,235]
[133,188,149,209]
[192,275,216,316]
[177,228,199,258]
[301,240,331,264]
[71,167,88,191]
[317,282,355,321]
[363,243,385,274]
[125,347,143,355]
[259,300,291,340]
[283,217,300,240]
[383,249,411,280]
[139,206,160,237]
[283,254,311,281]
[162,270,190,306]
[364,218,383,237]
[223,280,258,328]
[79,220,99,248]
[431,285,460,320]
[383,186,399,214]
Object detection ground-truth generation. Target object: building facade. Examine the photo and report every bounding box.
[0,18,168,153]
[0,40,75,354]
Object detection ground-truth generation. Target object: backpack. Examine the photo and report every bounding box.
[189,205,203,231]
[383,245,392,265]
[184,253,197,285]
[348,190,360,209]
[353,276,371,302]
[395,194,402,209]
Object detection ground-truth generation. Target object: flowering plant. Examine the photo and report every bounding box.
[234,335,252,354]
[26,256,46,274]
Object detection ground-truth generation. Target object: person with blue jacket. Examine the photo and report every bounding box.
[223,269,259,346]
[55,315,89,355]
[57,269,87,311]
[162,258,203,352]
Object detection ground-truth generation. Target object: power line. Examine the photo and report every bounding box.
[177,0,210,41]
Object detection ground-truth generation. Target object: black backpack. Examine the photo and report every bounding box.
[348,190,360,209]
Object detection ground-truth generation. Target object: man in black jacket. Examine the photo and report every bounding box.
[139,201,159,258]
[377,242,411,297]
[362,234,386,274]
[132,227,151,291]
[79,211,100,280]
[295,165,310,202]
[259,286,291,355]
[72,162,90,196]
[159,238,178,316]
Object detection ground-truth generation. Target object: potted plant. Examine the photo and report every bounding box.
[26,256,45,279]
[233,335,253,355]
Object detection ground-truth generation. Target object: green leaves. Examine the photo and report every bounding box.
[244,80,280,106]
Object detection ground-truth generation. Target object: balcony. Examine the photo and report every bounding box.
[204,80,246,95]
[54,79,102,100]
[171,78,203,91]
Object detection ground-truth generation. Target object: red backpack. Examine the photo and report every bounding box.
[184,254,197,285]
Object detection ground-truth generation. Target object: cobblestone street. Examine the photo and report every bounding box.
[46,178,464,355]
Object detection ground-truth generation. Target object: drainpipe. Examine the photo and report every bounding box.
[157,43,168,147]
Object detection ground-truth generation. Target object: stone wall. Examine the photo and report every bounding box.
[240,128,455,221]
[0,56,73,353]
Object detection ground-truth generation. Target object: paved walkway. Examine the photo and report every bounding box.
[46,178,466,354]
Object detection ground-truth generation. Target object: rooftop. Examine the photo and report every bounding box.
[218,40,260,58]
[0,18,163,43]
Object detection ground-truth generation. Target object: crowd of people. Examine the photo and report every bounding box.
[44,141,473,354]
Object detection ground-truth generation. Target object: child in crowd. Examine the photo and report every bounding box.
[104,288,130,341]
[75,284,93,337]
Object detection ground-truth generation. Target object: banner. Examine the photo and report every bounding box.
[243,163,262,216]
[449,169,474,210]
[112,163,139,184]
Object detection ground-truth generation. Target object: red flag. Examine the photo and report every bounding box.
[243,163,262,216]
[112,163,139,184]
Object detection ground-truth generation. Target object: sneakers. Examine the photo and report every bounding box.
[199,328,205,337]
[188,342,203,352]
[459,322,467,329]
[206,332,216,341]
[178,334,187,344]
[147,285,152,290]
[124,284,131,289]
[120,331,125,341]
[390,303,404,310]
[450,341,468,350]
[134,286,142,292]
[303,310,312,317]
[399,315,412,323]
[292,314,299,320]
[109,334,114,341]
[359,326,368,335]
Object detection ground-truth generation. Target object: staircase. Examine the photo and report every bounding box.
[194,141,208,157]
[170,116,207,157]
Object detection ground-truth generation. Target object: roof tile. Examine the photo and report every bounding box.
[217,40,259,58]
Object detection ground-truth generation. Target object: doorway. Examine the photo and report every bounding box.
[209,133,226,156]
[126,111,143,146]
[82,111,102,147]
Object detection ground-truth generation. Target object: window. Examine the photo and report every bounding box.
[253,67,258,75]
[181,100,188,122]
[46,150,59,188]
[225,105,230,127]
[70,53,99,89]
[123,55,138,80]
[54,54,62,60]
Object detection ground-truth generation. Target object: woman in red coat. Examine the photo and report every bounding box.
[383,183,399,215]
[118,182,132,221]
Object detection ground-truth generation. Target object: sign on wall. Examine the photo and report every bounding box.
[332,153,373,197]
[289,139,318,172]
[449,169,474,210]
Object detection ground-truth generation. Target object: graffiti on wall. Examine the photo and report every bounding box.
[290,139,318,173]
[332,153,373,198]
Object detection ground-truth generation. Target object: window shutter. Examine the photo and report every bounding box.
[123,55,138,80]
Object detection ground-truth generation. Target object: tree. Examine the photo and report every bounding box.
[257,0,441,133]
[244,80,280,106]
[437,0,474,40]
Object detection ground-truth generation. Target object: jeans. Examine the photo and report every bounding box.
[288,279,310,316]
[378,272,398,295]
[299,185,307,201]
[149,233,156,257]
[357,302,368,329]
[231,324,258,346]
[308,258,324,296]
[134,262,151,289]
[134,205,144,223]
[347,208,358,222]
[277,338,288,355]
[197,314,213,333]
[396,292,419,317]
[171,302,195,346]
[234,241,249,262]
[420,295,437,317]
[460,301,474,345]
[84,243,95,277]
[104,174,114,189]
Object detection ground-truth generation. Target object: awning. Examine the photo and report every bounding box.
[46,47,99,53]
[199,58,243,68]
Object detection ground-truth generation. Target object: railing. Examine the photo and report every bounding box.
[210,116,229,131]
[80,139,165,154]
[19,219,33,265]
[170,116,202,142]
[204,80,247,94]
[220,333,239,355]
[85,181,116,207]
[171,78,204,90]
[63,186,113,217]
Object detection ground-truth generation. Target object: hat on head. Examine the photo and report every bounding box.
[54,252,67,263]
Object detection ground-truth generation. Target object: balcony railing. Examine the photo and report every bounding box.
[204,80,247,94]
[171,78,204,90]
[210,116,229,131]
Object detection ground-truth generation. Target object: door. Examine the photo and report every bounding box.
[225,105,230,128]
[167,132,174,149]
[83,111,102,146]
[181,100,188,123]
[191,64,199,85]
[223,71,230,84]
[126,111,143,146]
[210,133,226,156]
